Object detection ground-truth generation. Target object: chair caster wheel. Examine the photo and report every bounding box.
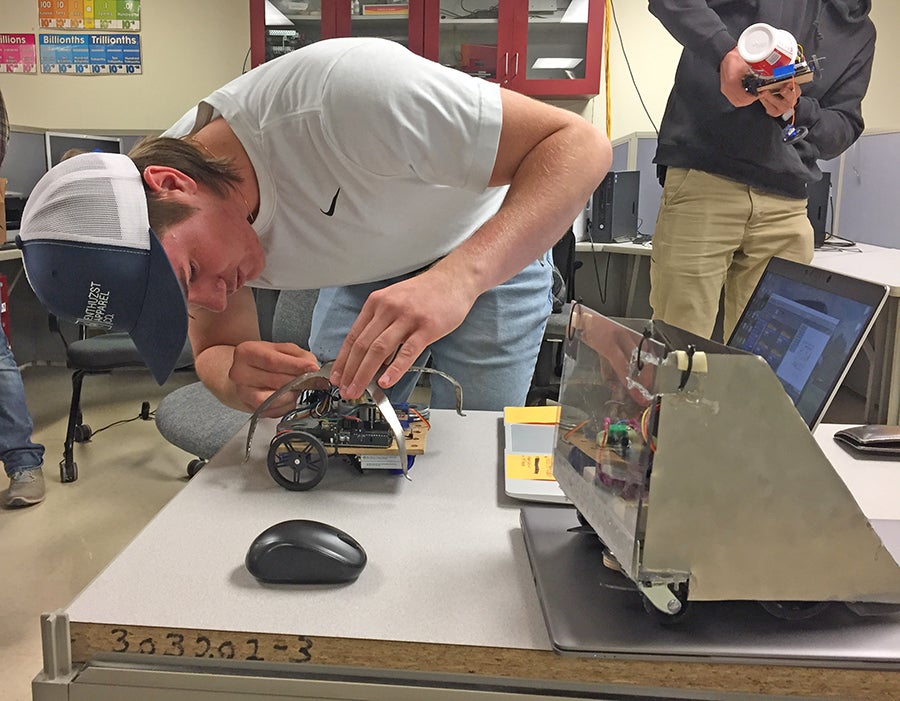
[74,424,93,442]
[59,459,78,483]
[187,459,207,478]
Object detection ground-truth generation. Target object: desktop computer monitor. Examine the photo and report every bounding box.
[44,131,122,170]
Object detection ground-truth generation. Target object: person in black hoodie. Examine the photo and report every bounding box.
[647,0,875,340]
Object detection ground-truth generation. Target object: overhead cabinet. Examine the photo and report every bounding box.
[251,0,603,98]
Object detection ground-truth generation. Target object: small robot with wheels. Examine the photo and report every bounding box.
[267,386,431,491]
[244,361,463,491]
[737,23,820,144]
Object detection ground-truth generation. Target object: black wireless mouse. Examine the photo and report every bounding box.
[245,519,367,585]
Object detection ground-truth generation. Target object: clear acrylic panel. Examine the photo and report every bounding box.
[554,305,666,570]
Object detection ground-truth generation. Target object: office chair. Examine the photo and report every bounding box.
[52,320,195,483]
[155,288,320,477]
[527,229,581,406]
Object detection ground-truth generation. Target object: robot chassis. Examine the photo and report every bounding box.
[244,361,464,491]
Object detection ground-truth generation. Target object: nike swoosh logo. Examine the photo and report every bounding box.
[320,188,341,216]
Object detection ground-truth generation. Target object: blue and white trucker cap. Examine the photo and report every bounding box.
[17,152,188,385]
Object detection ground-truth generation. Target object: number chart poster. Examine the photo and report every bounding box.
[1,34,37,73]
[39,0,141,31]
[39,33,142,74]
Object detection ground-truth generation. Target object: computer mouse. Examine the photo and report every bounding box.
[245,519,367,585]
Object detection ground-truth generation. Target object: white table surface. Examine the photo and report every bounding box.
[575,240,652,257]
[576,240,900,293]
[812,243,900,296]
[818,422,900,561]
[64,411,900,639]
[65,409,552,649]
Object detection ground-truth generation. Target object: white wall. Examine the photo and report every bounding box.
[0,0,250,132]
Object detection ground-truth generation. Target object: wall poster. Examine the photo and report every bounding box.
[38,0,141,31]
[1,34,38,73]
[39,33,142,74]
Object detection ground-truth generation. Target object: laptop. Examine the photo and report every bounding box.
[521,505,900,664]
[727,256,887,430]
[656,256,889,431]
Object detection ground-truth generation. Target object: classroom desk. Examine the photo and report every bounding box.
[574,240,900,425]
[0,244,23,262]
[811,244,900,424]
[32,410,900,700]
[575,240,652,318]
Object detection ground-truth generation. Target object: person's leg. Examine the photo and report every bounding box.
[309,277,430,405]
[722,188,814,339]
[0,327,46,507]
[428,254,553,411]
[650,168,752,338]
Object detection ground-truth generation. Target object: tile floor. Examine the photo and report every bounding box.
[1,364,199,701]
[1,364,868,700]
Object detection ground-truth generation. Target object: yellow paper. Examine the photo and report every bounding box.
[503,405,561,425]
[503,405,560,481]
[505,453,555,481]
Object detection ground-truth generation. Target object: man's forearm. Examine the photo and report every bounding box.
[440,119,610,299]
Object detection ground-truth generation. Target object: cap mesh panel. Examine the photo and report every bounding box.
[20,152,150,250]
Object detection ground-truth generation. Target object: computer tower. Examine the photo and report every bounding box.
[589,170,639,243]
[807,172,831,248]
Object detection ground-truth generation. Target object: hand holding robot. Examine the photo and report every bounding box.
[725,23,821,144]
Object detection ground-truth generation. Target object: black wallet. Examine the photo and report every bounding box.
[833,425,900,456]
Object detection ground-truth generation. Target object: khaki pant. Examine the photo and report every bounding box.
[650,167,813,340]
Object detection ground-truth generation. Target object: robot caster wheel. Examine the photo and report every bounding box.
[641,582,692,625]
[759,600,831,620]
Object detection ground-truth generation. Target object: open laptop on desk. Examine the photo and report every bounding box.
[655,256,888,431]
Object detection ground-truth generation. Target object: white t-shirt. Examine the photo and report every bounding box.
[164,38,507,290]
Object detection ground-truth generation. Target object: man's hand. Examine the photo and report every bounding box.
[329,267,475,399]
[720,47,758,108]
[228,341,320,417]
[757,80,801,118]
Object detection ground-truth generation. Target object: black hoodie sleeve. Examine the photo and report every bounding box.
[647,0,739,68]
[794,29,875,161]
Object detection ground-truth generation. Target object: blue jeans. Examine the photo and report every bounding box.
[310,255,553,411]
[0,326,44,477]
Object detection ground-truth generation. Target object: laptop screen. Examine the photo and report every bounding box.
[728,257,888,429]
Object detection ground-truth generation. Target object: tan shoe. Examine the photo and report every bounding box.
[5,468,46,508]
